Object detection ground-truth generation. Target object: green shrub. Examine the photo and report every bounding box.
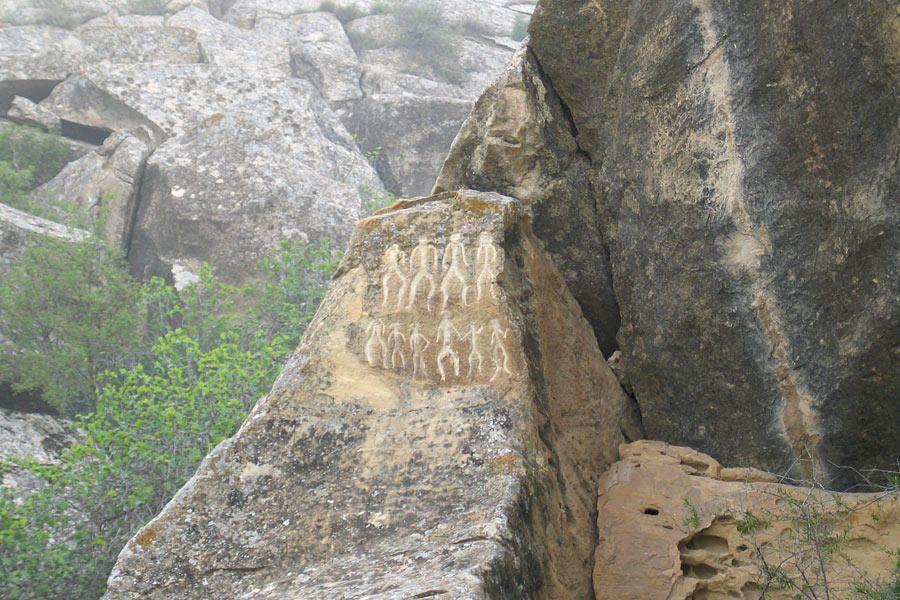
[0,124,71,213]
[0,235,143,416]
[0,237,340,598]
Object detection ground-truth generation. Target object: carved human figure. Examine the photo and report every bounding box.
[475,232,502,301]
[409,324,430,379]
[463,323,485,378]
[387,322,408,370]
[440,233,469,310]
[381,244,408,310]
[406,237,439,311]
[435,312,462,382]
[364,320,389,369]
[489,318,513,381]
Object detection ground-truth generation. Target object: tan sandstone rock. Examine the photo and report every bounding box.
[594,441,900,600]
[104,189,639,599]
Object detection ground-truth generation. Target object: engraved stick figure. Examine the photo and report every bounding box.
[387,322,407,370]
[475,232,501,301]
[364,320,389,369]
[463,323,485,378]
[409,324,430,379]
[440,233,469,310]
[406,237,439,311]
[489,318,513,381]
[381,244,408,310]
[435,312,462,382]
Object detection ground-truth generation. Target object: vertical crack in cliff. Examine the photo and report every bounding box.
[692,0,822,480]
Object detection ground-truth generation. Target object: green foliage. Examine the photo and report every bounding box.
[0,236,340,598]
[510,14,529,42]
[682,496,702,529]
[732,485,900,600]
[737,511,766,535]
[0,235,143,415]
[250,238,340,344]
[0,123,70,187]
[0,124,71,215]
[359,184,397,215]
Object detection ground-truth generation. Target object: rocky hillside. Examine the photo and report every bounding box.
[1,0,534,287]
[2,0,897,598]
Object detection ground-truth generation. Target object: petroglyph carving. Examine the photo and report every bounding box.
[440,233,469,310]
[436,312,462,381]
[463,323,485,377]
[381,244,408,310]
[407,237,439,312]
[489,318,513,381]
[387,322,407,370]
[409,324,430,379]
[365,320,389,369]
[475,232,502,301]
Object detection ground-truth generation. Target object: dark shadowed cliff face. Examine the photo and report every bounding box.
[442,0,899,487]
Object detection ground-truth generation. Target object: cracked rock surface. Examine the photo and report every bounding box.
[104,189,639,599]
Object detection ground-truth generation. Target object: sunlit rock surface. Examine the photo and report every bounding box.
[594,441,900,600]
[104,189,639,599]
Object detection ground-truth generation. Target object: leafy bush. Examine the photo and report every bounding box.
[0,124,71,213]
[0,235,143,416]
[0,236,339,598]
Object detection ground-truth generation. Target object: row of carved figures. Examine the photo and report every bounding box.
[381,232,502,312]
[364,314,514,382]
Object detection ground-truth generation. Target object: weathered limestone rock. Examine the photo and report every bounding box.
[105,190,639,599]
[0,26,82,111]
[436,48,618,355]
[30,130,150,249]
[346,94,471,196]
[0,23,200,113]
[7,95,61,130]
[594,441,900,600]
[449,0,899,485]
[0,408,78,494]
[166,6,287,76]
[281,12,363,106]
[128,101,382,285]
[0,202,85,276]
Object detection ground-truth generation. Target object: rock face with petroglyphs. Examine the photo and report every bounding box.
[592,441,900,600]
[104,189,640,599]
[441,0,899,487]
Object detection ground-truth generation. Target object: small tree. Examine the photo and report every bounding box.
[0,235,143,415]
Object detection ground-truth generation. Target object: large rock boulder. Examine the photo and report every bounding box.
[104,190,640,599]
[30,130,150,249]
[347,94,471,196]
[593,441,900,600]
[443,0,899,486]
[0,407,78,495]
[127,86,382,285]
[0,23,200,113]
[436,48,618,356]
[0,202,85,276]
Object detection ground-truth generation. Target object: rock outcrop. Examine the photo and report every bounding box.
[0,202,85,276]
[593,441,900,600]
[0,407,78,495]
[104,189,640,599]
[30,130,150,249]
[2,0,534,283]
[441,0,900,486]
